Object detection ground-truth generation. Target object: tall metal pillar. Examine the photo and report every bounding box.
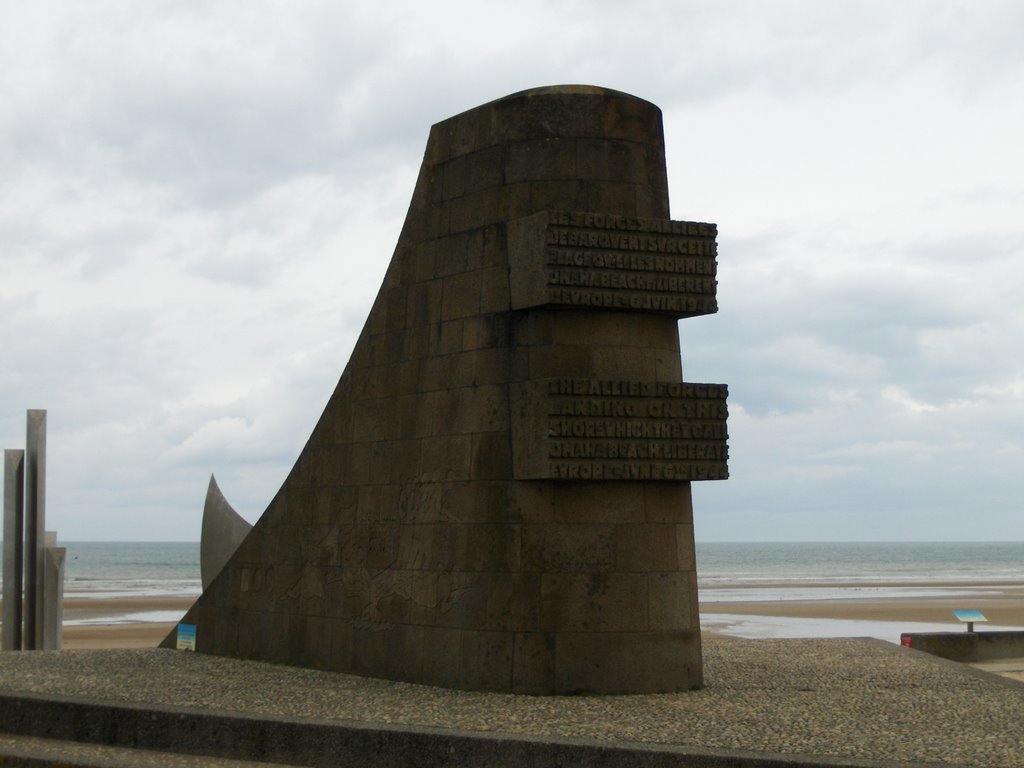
[2,449,25,651]
[24,410,46,650]
[43,531,65,650]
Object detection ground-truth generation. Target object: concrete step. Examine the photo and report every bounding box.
[0,685,866,768]
[0,733,301,768]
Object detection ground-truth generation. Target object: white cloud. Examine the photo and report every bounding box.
[977,378,1024,400]
[881,386,939,415]
[2,1,1023,541]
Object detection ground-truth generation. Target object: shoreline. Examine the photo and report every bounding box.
[60,595,194,650]
[699,578,1024,589]
[700,581,1024,625]
[46,586,1024,683]
[700,600,1024,626]
[46,582,1024,652]
[64,622,177,649]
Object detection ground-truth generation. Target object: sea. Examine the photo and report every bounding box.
[696,541,1024,592]
[58,541,200,627]
[47,540,1024,642]
[697,541,1024,643]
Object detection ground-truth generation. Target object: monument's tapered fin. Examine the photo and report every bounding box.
[199,475,253,590]
[163,85,728,694]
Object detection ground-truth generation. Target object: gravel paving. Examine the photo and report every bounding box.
[1,638,1022,767]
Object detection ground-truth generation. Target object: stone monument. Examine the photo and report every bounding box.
[163,85,729,694]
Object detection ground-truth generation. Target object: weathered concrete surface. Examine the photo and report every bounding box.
[42,537,65,650]
[162,85,729,694]
[902,630,1024,662]
[23,410,46,649]
[200,475,253,590]
[2,449,25,651]
[4,413,64,653]
[2,638,1024,767]
[0,734,295,768]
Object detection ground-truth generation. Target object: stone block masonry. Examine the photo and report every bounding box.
[163,85,729,694]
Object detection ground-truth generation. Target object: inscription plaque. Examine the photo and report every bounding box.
[508,210,718,316]
[511,378,729,481]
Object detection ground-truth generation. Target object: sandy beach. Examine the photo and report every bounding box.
[699,580,1024,681]
[700,580,1024,627]
[60,595,194,650]
[53,581,1024,654]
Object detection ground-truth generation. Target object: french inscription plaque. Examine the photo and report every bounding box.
[508,210,718,317]
[511,378,729,481]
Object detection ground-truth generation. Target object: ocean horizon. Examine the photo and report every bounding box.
[7,540,1020,642]
[47,538,1024,593]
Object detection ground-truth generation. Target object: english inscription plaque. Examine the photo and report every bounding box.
[508,210,718,316]
[511,378,729,481]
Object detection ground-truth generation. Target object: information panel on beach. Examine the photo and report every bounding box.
[176,623,196,651]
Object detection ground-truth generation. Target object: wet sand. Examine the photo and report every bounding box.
[56,583,1024,660]
[700,581,1024,626]
[60,595,194,650]
[63,622,176,649]
[699,581,1024,681]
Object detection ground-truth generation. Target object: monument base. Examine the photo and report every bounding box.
[901,630,1024,663]
[3,639,1022,767]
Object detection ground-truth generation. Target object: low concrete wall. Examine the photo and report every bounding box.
[0,690,895,768]
[900,630,1024,662]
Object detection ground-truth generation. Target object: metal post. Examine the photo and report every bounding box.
[3,449,25,651]
[24,410,46,650]
[43,533,65,650]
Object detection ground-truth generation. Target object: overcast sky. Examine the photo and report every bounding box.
[2,1,1022,542]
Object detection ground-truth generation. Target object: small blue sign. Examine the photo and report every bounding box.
[953,610,987,623]
[176,623,197,651]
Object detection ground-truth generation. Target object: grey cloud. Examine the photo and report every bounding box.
[3,1,1023,541]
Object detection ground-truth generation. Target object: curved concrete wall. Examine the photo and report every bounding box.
[200,475,253,591]
[165,86,728,694]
